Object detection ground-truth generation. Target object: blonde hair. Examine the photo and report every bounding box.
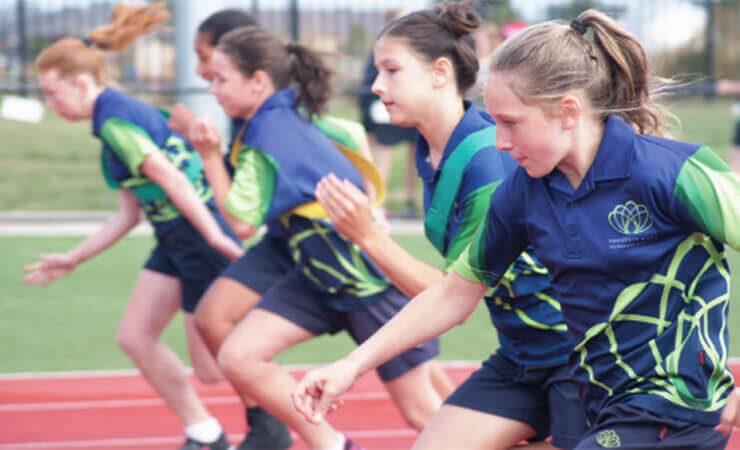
[490,9,670,136]
[35,2,170,84]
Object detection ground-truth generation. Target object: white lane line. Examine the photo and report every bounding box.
[0,429,416,449]
[0,392,390,412]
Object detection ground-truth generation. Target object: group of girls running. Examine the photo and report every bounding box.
[23,2,740,450]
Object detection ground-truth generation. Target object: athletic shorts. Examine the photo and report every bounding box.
[445,353,587,449]
[257,269,439,382]
[220,234,294,295]
[575,403,730,449]
[144,208,239,313]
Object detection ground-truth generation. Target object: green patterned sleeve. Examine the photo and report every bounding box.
[225,146,277,227]
[99,117,160,176]
[444,183,495,271]
[673,146,740,250]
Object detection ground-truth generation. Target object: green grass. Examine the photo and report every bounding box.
[0,96,735,213]
[2,234,739,374]
[0,234,495,373]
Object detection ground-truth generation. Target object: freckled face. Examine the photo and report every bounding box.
[38,70,88,121]
[484,71,570,178]
[370,35,435,128]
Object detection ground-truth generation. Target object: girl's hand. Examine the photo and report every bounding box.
[22,253,78,286]
[188,117,222,160]
[168,103,197,136]
[209,235,245,262]
[716,387,740,435]
[291,358,360,424]
[315,173,376,245]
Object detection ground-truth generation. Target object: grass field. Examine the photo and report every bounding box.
[0,95,736,212]
[2,233,739,374]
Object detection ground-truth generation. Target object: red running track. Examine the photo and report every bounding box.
[0,363,738,450]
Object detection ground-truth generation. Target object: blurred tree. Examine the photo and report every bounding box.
[342,22,369,58]
[546,0,626,20]
[474,0,520,25]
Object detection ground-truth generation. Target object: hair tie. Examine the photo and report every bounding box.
[570,19,587,36]
[82,37,94,47]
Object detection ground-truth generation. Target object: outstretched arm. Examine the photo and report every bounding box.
[292,271,487,422]
[316,173,444,298]
[23,189,141,286]
[140,151,243,261]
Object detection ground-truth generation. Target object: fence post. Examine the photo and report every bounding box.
[16,0,27,96]
[290,0,299,41]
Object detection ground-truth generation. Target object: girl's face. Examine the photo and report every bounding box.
[209,50,260,119]
[371,35,435,128]
[38,70,89,121]
[484,71,571,178]
[194,32,216,82]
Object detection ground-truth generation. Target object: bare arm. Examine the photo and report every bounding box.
[293,271,487,422]
[316,173,443,298]
[188,118,257,241]
[140,151,243,261]
[23,190,141,285]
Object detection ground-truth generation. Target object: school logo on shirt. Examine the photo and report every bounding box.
[608,201,653,235]
[596,429,621,448]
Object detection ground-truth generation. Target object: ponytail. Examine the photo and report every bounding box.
[36,2,170,84]
[218,26,333,118]
[490,9,671,136]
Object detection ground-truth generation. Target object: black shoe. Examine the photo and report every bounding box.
[237,407,293,450]
[180,432,231,450]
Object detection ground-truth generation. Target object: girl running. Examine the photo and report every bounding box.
[188,24,448,449]
[23,4,243,449]
[294,8,740,450]
[295,4,586,449]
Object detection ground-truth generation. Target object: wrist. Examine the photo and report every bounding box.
[356,222,387,252]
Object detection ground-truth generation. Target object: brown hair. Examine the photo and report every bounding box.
[218,26,333,118]
[35,2,170,84]
[490,9,670,136]
[378,2,481,95]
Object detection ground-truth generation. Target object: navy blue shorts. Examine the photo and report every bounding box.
[575,403,730,449]
[144,209,239,313]
[734,119,740,146]
[257,269,439,382]
[220,234,294,295]
[445,353,587,449]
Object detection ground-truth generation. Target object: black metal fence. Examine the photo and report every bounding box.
[1,0,738,96]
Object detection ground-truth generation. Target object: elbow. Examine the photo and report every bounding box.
[232,222,256,241]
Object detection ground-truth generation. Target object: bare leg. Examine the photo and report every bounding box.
[116,269,211,426]
[184,313,224,384]
[218,309,342,449]
[427,360,456,400]
[413,404,542,450]
[194,276,262,407]
[383,360,442,431]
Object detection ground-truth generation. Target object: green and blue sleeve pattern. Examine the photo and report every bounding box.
[226,146,278,228]
[673,146,740,251]
[444,183,495,270]
[100,117,160,177]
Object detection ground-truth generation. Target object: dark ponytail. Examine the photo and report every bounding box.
[218,26,333,118]
[197,9,258,46]
[378,2,480,95]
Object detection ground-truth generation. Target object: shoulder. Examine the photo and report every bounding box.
[631,134,702,184]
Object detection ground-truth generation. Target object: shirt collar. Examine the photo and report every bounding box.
[91,87,116,137]
[416,100,494,179]
[545,115,634,195]
[253,88,297,117]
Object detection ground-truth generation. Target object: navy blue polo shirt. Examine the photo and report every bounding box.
[92,88,211,235]
[417,101,572,368]
[456,115,740,425]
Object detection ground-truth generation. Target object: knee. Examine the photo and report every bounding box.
[217,340,256,383]
[192,365,224,385]
[193,305,214,338]
[116,326,147,358]
[398,400,438,431]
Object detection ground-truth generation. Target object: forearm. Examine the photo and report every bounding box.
[359,225,444,298]
[69,204,139,265]
[201,154,256,240]
[345,271,485,376]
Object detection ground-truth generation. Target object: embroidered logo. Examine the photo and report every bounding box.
[608,201,653,235]
[596,429,621,448]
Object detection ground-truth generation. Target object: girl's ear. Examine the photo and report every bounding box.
[75,72,97,93]
[431,56,454,88]
[251,69,273,93]
[558,94,582,129]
